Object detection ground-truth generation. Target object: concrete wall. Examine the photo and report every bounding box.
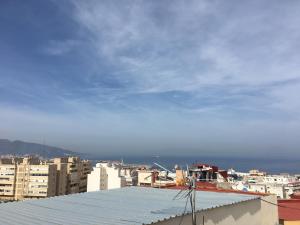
[282,221,300,225]
[138,171,154,186]
[87,167,101,192]
[153,195,278,225]
[106,166,125,189]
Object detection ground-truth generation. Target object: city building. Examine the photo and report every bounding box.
[51,157,92,194]
[0,187,278,225]
[264,174,297,184]
[51,158,68,196]
[119,164,139,186]
[229,169,300,199]
[0,156,92,201]
[249,169,267,177]
[188,163,228,182]
[137,170,157,186]
[87,162,126,191]
[0,159,18,200]
[62,157,91,194]
[0,157,57,201]
[284,182,300,199]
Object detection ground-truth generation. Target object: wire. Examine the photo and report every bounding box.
[177,193,190,225]
[173,189,192,200]
[172,187,193,225]
[173,189,186,200]
[183,189,193,199]
[261,199,300,212]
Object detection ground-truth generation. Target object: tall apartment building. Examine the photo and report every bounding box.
[0,157,56,201]
[0,159,17,200]
[79,159,92,193]
[0,156,92,201]
[15,161,57,200]
[59,157,92,194]
[51,158,68,196]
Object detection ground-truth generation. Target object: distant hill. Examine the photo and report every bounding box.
[0,139,82,159]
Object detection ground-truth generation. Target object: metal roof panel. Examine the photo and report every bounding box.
[0,187,259,225]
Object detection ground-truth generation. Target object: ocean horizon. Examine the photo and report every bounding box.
[88,155,300,175]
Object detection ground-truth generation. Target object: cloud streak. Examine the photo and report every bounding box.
[1,0,300,156]
[65,0,300,114]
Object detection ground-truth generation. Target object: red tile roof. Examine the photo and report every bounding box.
[278,200,300,221]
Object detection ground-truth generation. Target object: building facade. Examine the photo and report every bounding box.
[0,156,92,201]
[87,162,126,192]
[0,157,57,200]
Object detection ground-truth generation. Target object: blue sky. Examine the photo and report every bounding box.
[0,0,300,157]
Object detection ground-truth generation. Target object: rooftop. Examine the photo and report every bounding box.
[0,187,259,225]
[278,199,300,221]
[167,183,267,196]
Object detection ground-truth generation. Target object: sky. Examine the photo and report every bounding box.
[0,0,300,157]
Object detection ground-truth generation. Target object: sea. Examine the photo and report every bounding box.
[89,155,300,175]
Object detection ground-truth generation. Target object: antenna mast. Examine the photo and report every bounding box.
[191,176,196,225]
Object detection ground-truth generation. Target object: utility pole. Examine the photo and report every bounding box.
[191,176,196,225]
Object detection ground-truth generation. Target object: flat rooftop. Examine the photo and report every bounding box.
[0,187,259,225]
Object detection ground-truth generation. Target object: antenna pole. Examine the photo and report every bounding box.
[192,176,196,225]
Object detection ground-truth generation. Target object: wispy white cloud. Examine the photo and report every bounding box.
[42,39,79,55]
[2,0,300,156]
[64,0,300,117]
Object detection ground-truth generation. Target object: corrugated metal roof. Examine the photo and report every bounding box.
[0,187,259,225]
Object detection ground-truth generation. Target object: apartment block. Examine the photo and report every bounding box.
[0,157,56,201]
[51,157,92,194]
[79,160,92,193]
[0,156,92,201]
[0,161,17,200]
[51,158,68,196]
[15,162,57,200]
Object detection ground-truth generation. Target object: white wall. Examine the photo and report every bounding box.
[87,166,101,192]
[248,184,267,193]
[153,195,279,225]
[106,166,126,190]
[87,163,126,192]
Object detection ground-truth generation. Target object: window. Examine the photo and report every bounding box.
[30,173,48,176]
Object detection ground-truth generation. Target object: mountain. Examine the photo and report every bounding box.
[0,139,83,159]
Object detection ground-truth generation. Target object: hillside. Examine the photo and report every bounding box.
[0,139,81,159]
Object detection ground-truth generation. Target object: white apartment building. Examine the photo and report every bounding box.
[232,181,300,199]
[266,184,285,198]
[87,162,126,192]
[248,183,267,194]
[263,174,297,184]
